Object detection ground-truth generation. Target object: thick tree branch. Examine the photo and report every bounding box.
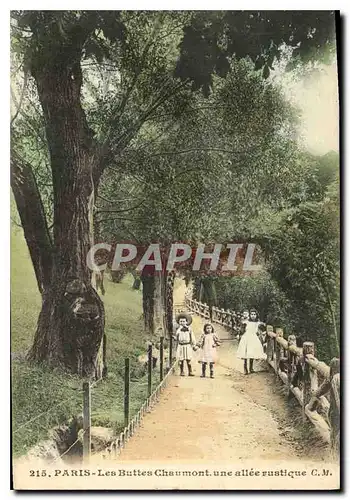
[97,216,146,223]
[97,194,142,204]
[96,198,146,214]
[11,151,53,294]
[145,146,260,158]
[10,86,47,147]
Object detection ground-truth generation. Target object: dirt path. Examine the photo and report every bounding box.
[119,281,328,463]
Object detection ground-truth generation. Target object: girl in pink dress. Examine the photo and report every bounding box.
[196,323,221,378]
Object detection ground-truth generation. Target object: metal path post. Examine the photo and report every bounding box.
[124,358,130,427]
[83,382,91,464]
[169,335,173,367]
[160,336,164,382]
[102,333,107,378]
[148,344,152,397]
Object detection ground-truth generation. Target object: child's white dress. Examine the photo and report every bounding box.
[236,321,265,360]
[197,332,220,363]
[175,327,196,361]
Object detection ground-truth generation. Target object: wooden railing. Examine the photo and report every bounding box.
[264,327,333,444]
[185,297,235,329]
[185,297,340,452]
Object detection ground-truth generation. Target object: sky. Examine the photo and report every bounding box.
[280,62,339,156]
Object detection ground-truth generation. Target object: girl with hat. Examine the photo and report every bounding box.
[196,323,221,378]
[174,313,197,376]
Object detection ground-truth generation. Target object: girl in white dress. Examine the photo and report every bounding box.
[196,324,221,378]
[174,313,197,376]
[236,320,265,374]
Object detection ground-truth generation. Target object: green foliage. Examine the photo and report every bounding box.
[176,11,336,94]
[97,56,300,247]
[11,11,337,254]
[12,11,126,69]
[202,151,339,362]
[264,199,339,360]
[213,272,292,327]
[256,153,339,360]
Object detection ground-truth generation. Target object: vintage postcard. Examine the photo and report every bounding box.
[10,9,340,491]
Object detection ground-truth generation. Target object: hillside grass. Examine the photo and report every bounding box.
[11,225,158,457]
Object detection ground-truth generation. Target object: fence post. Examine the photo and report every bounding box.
[328,358,340,457]
[230,312,235,336]
[169,335,173,368]
[266,325,274,363]
[148,344,152,398]
[287,335,297,396]
[275,328,284,375]
[302,341,314,419]
[102,333,107,378]
[83,382,91,464]
[124,358,130,427]
[224,310,229,326]
[160,336,164,382]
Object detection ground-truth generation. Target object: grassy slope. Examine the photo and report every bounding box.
[11,224,155,457]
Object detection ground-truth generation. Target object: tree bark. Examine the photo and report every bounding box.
[199,281,205,303]
[27,60,105,378]
[92,202,105,296]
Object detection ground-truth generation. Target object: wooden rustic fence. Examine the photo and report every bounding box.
[81,339,177,463]
[185,297,340,452]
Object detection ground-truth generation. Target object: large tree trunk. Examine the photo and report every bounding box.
[26,60,105,378]
[165,271,174,337]
[141,273,155,334]
[142,271,169,337]
[199,278,217,320]
[199,281,205,303]
[154,271,166,335]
